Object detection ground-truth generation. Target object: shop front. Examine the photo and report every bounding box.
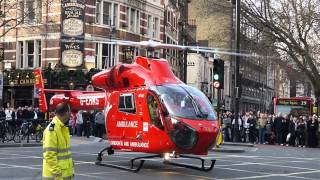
[2,70,37,108]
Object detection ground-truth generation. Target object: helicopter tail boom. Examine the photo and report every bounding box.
[34,68,106,113]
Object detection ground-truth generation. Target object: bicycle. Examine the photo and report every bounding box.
[35,120,49,143]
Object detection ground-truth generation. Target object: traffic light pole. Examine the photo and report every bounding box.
[233,0,241,142]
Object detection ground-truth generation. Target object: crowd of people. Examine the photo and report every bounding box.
[68,110,106,139]
[0,106,106,139]
[0,106,45,126]
[222,111,320,148]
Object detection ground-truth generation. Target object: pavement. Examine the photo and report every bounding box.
[0,137,319,180]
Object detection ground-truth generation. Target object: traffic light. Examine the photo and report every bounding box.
[213,59,224,89]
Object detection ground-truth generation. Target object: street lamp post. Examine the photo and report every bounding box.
[233,0,241,142]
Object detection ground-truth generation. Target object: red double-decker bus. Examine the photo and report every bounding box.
[274,97,313,117]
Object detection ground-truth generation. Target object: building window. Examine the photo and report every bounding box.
[130,8,136,32]
[95,43,98,68]
[19,0,42,24]
[103,1,111,25]
[18,41,23,69]
[147,15,152,37]
[96,0,101,23]
[37,40,41,67]
[96,43,118,69]
[154,17,159,38]
[113,4,118,27]
[102,44,109,68]
[136,10,140,33]
[17,40,41,69]
[96,1,118,26]
[27,41,34,68]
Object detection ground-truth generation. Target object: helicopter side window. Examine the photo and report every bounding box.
[118,93,136,114]
[147,94,164,130]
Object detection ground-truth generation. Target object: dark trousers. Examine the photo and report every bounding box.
[276,130,282,144]
[297,132,305,146]
[288,133,296,146]
[84,122,91,138]
[249,128,256,143]
[308,132,318,148]
[95,124,105,138]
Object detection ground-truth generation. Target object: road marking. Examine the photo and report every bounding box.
[0,162,41,170]
[220,170,320,180]
[0,156,42,160]
[0,152,41,159]
[215,166,271,175]
[286,175,319,180]
[77,171,127,179]
[214,154,320,161]
[163,171,219,180]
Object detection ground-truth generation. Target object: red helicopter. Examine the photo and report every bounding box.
[34,40,253,172]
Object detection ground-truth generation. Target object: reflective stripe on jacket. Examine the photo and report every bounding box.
[42,116,74,180]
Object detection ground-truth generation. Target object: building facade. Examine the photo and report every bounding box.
[237,21,277,113]
[187,53,213,97]
[188,0,233,110]
[0,0,182,107]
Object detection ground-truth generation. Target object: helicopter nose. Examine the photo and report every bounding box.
[194,121,219,153]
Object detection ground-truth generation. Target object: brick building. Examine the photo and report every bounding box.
[0,0,180,107]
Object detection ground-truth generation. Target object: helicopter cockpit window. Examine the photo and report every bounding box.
[152,84,217,120]
[118,93,136,114]
[147,94,164,130]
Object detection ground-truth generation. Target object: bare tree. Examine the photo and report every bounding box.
[241,0,320,97]
[0,0,45,38]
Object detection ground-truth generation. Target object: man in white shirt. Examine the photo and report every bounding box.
[76,110,84,136]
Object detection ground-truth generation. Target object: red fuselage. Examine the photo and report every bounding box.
[40,56,220,155]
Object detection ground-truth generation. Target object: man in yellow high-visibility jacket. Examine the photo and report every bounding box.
[42,103,74,180]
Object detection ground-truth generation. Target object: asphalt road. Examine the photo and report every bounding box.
[0,139,320,180]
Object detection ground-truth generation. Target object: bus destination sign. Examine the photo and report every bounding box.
[277,99,309,107]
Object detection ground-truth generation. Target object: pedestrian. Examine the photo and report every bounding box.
[274,113,284,145]
[296,118,306,147]
[42,103,74,180]
[288,117,297,146]
[265,115,274,144]
[281,115,290,145]
[307,115,319,148]
[222,112,232,142]
[94,111,105,138]
[82,111,91,138]
[242,112,250,142]
[231,112,242,142]
[76,110,83,136]
[248,113,257,144]
[257,113,267,144]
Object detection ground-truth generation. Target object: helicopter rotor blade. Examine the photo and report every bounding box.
[82,37,273,59]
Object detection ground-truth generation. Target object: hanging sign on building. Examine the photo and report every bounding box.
[61,0,85,68]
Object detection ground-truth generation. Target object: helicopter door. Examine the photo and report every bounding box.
[117,92,139,141]
[146,94,165,130]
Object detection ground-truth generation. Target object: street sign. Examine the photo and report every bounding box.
[213,81,220,88]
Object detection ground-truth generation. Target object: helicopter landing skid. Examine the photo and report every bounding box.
[95,147,215,172]
[95,147,161,173]
[163,155,216,172]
